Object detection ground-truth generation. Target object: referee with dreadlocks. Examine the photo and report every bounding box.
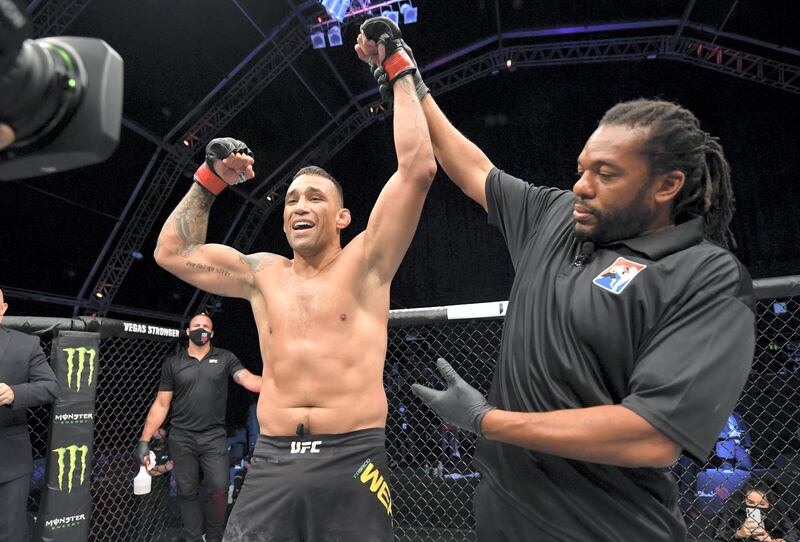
[360,27,754,541]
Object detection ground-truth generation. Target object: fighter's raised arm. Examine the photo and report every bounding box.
[356,18,437,284]
[154,138,266,300]
[356,23,493,211]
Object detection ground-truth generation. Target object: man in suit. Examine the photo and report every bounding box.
[0,288,59,542]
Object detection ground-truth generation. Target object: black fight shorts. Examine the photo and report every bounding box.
[224,428,393,542]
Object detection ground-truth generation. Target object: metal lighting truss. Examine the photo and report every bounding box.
[28,0,93,37]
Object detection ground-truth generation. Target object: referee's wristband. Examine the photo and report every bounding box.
[193,162,227,195]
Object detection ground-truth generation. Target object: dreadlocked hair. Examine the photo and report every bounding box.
[599,99,736,249]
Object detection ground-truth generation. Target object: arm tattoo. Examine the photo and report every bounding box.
[185,261,231,277]
[172,184,215,257]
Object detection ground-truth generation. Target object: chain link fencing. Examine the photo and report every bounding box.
[16,276,800,541]
[384,280,800,541]
[20,320,181,542]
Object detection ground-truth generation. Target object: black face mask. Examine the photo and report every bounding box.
[189,328,211,346]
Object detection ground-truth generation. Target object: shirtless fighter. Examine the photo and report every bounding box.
[154,20,435,541]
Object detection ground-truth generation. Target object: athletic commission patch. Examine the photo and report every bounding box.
[592,257,647,295]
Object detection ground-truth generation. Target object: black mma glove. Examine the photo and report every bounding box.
[193,137,253,195]
[361,17,429,103]
[371,63,428,105]
[134,440,151,466]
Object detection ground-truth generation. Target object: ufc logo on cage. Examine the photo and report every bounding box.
[290,440,322,454]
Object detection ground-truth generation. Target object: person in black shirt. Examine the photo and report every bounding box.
[358,30,756,542]
[135,313,262,542]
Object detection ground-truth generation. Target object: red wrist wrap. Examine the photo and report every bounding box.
[193,162,227,195]
[383,49,415,82]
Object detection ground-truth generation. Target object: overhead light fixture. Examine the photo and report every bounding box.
[399,3,417,24]
[319,0,351,22]
[182,132,198,148]
[310,31,326,49]
[381,9,399,25]
[94,282,111,300]
[327,25,343,47]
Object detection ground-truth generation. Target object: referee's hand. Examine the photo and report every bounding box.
[411,358,495,437]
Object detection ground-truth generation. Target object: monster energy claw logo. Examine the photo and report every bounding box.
[52,444,89,493]
[62,347,96,391]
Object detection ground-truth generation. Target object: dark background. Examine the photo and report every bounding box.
[1,1,798,423]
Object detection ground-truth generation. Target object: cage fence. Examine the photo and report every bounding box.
[22,323,181,542]
[15,275,800,541]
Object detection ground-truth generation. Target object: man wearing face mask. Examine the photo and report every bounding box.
[135,312,262,542]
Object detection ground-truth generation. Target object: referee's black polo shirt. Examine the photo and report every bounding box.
[159,346,244,432]
[476,168,756,541]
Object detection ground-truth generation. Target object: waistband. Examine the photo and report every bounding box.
[257,427,385,449]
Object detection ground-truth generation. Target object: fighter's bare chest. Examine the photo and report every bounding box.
[254,268,368,330]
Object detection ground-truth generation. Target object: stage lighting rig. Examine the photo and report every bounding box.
[310,0,418,50]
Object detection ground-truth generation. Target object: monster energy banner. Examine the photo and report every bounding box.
[37,332,100,542]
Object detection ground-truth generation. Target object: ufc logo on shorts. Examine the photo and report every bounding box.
[290,441,322,454]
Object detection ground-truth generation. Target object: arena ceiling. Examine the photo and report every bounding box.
[2,0,799,328]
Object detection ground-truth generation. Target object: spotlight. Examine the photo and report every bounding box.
[327,25,343,47]
[131,251,143,261]
[319,0,351,22]
[94,282,110,299]
[310,31,326,49]
[381,9,399,25]
[400,3,417,24]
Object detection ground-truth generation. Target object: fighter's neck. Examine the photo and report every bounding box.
[291,246,343,276]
